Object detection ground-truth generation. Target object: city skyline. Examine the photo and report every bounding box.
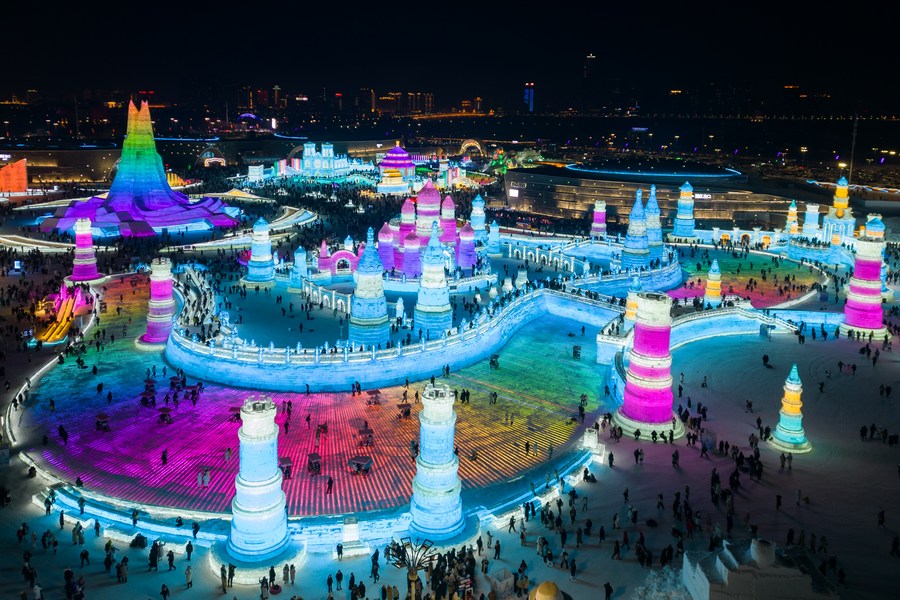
[4,3,898,112]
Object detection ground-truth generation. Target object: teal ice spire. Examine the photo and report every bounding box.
[645,184,663,260]
[349,227,390,346]
[621,189,649,270]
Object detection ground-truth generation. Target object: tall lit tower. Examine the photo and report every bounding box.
[226,396,290,562]
[624,276,642,326]
[673,182,696,239]
[349,228,390,347]
[523,82,535,113]
[842,216,887,336]
[414,223,452,338]
[378,223,396,272]
[67,218,105,284]
[136,258,175,348]
[590,200,607,239]
[415,180,442,239]
[704,260,722,307]
[409,384,465,540]
[614,292,683,439]
[244,218,275,287]
[785,200,799,235]
[769,364,812,453]
[621,190,649,270]
[470,194,487,245]
[487,220,501,255]
[645,185,663,260]
[456,223,477,272]
[288,246,307,292]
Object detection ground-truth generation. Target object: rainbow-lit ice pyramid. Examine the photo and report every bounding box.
[41,101,239,237]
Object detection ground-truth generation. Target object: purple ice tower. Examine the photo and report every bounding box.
[67,218,104,284]
[614,291,684,439]
[137,257,176,347]
[842,218,887,335]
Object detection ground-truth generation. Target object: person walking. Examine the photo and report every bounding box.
[185,564,193,588]
[494,540,501,559]
[605,581,614,600]
[336,569,343,590]
[220,564,228,594]
[160,584,170,600]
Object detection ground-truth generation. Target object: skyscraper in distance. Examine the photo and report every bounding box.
[524,82,535,113]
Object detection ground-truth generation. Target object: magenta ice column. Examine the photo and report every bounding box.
[614,292,684,439]
[68,218,103,283]
[138,257,176,346]
[591,200,607,239]
[843,222,887,335]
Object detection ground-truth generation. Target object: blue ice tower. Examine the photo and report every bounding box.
[770,364,813,454]
[470,194,488,245]
[487,220,501,255]
[673,181,696,239]
[349,228,390,347]
[227,396,290,562]
[409,384,465,540]
[414,222,453,339]
[645,185,663,260]
[245,218,275,284]
[621,190,650,270]
[289,246,307,291]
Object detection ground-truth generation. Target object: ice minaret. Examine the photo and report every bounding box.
[487,220,501,255]
[591,200,607,239]
[673,182,695,239]
[349,228,390,347]
[244,218,275,286]
[226,396,290,562]
[704,260,722,307]
[401,232,422,278]
[137,257,175,347]
[68,218,104,284]
[414,222,452,338]
[769,364,812,453]
[456,223,477,272]
[409,383,465,540]
[621,190,649,270]
[842,216,887,336]
[614,292,683,439]
[822,176,856,246]
[645,185,663,260]
[470,194,487,245]
[288,246,307,292]
[785,201,799,235]
[801,204,820,237]
[377,223,395,272]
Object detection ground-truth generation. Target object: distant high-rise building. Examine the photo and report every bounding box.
[334,93,343,112]
[356,87,375,113]
[272,85,281,107]
[581,54,597,112]
[524,82,535,113]
[256,89,269,108]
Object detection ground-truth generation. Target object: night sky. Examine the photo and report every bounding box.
[5,2,897,109]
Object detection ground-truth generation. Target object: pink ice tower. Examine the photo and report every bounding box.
[415,180,442,239]
[398,198,416,242]
[456,223,477,273]
[590,200,607,239]
[614,291,684,440]
[440,196,457,243]
[66,218,105,285]
[377,223,395,272]
[401,232,422,278]
[842,216,887,336]
[137,257,176,348]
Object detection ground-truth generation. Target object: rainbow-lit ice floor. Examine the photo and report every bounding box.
[667,247,824,308]
[21,275,609,516]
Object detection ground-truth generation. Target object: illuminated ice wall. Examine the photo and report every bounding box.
[621,190,649,270]
[139,258,175,344]
[591,200,607,239]
[70,218,101,282]
[844,219,886,332]
[770,364,812,453]
[414,223,453,338]
[349,228,390,346]
[673,181,695,239]
[645,185,663,260]
[40,101,238,237]
[409,384,465,540]
[245,218,275,284]
[621,292,674,425]
[227,397,290,562]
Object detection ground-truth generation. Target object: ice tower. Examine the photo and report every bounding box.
[349,228,390,347]
[226,396,290,562]
[136,258,175,348]
[621,190,649,270]
[40,101,237,236]
[769,364,812,453]
[704,260,722,307]
[591,200,607,239]
[487,220,501,255]
[822,176,856,245]
[842,216,887,336]
[785,201,799,235]
[243,218,275,287]
[624,276,642,326]
[673,182,696,239]
[470,195,487,245]
[614,292,683,439]
[801,204,820,237]
[414,223,452,338]
[457,223,477,272]
[288,246,307,292]
[409,384,466,540]
[416,180,442,239]
[67,218,105,284]
[377,223,396,272]
[645,185,663,260]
